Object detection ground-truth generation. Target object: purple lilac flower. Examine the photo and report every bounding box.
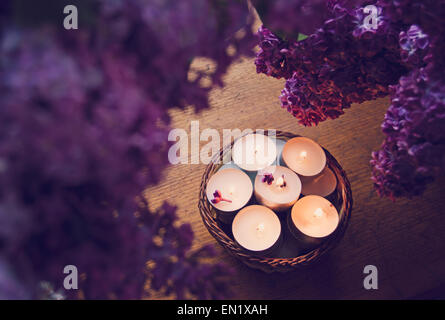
[399,25,429,68]
[0,31,167,299]
[255,26,297,79]
[0,0,253,299]
[254,0,445,198]
[211,190,232,204]
[140,201,234,300]
[92,0,256,111]
[371,68,445,198]
[262,173,275,185]
[260,3,406,126]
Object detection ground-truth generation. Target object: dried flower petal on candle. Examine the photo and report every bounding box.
[211,190,232,204]
[213,190,223,199]
[211,190,222,204]
[262,173,275,185]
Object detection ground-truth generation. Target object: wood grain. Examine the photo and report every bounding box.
[145,55,445,300]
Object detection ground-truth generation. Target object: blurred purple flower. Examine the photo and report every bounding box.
[93,0,256,111]
[0,0,252,299]
[0,258,29,300]
[251,0,331,38]
[139,201,234,300]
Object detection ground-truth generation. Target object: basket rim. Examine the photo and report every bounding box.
[198,130,353,271]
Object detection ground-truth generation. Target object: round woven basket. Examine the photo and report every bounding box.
[198,131,352,273]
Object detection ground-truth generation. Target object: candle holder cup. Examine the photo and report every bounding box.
[198,131,353,273]
[286,211,327,251]
[232,225,284,258]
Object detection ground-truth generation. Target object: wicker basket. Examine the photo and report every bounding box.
[198,131,353,273]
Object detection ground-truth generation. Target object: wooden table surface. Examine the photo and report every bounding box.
[145,48,445,300]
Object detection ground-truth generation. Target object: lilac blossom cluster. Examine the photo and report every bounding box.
[256,3,406,126]
[254,0,445,198]
[371,69,445,198]
[0,0,254,299]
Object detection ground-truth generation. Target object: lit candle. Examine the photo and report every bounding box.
[206,168,253,216]
[282,137,326,177]
[232,133,277,171]
[254,166,302,212]
[300,167,337,197]
[232,205,282,254]
[288,195,339,248]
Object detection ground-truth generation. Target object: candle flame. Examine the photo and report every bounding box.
[300,150,308,159]
[314,208,324,218]
[229,186,235,195]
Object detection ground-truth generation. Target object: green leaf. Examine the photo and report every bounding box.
[297,33,308,41]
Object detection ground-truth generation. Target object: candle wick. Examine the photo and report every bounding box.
[314,208,324,218]
[275,174,286,188]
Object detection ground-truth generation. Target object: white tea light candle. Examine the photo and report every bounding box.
[282,137,326,177]
[232,133,277,171]
[254,166,302,212]
[290,195,339,239]
[232,205,281,253]
[206,168,253,212]
[300,167,337,197]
